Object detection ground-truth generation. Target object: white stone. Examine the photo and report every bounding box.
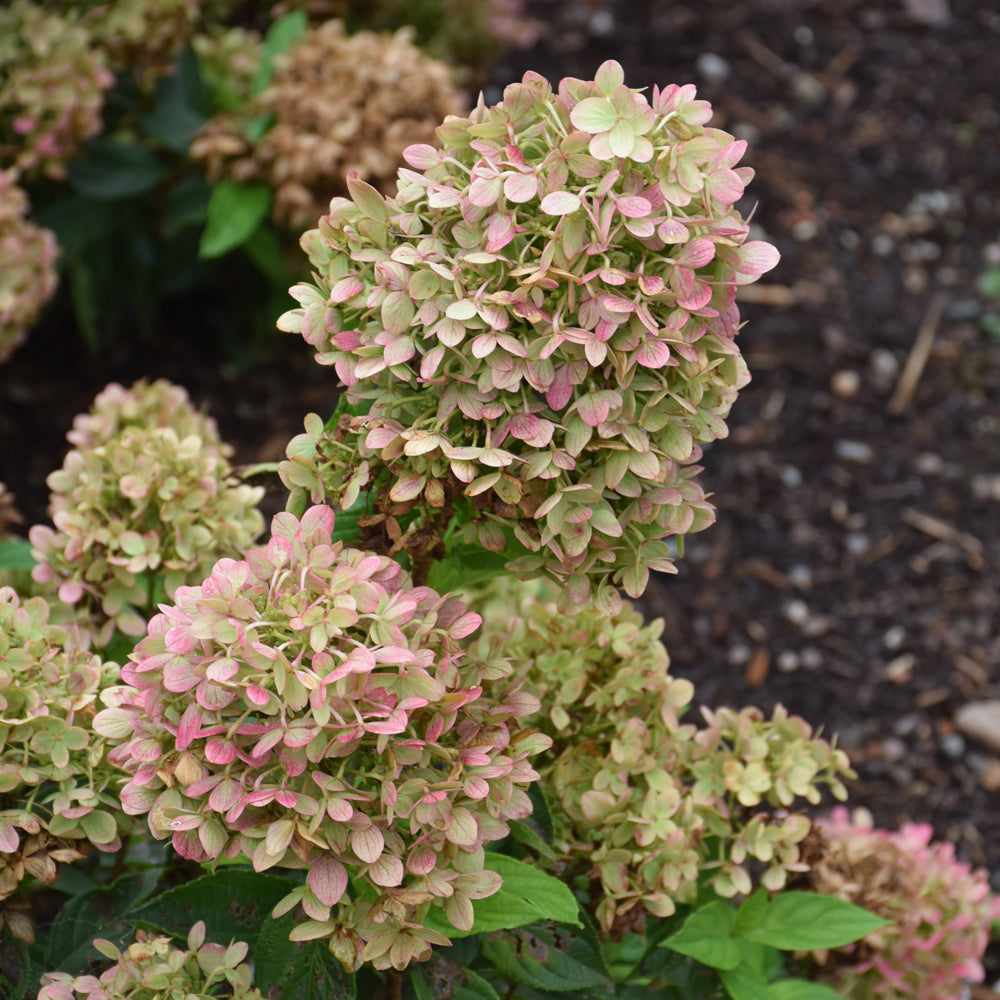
[954,701,1000,753]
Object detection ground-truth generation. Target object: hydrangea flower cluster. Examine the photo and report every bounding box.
[803,807,1000,1000]
[278,60,778,608]
[37,922,264,1000]
[29,380,264,640]
[0,169,58,363]
[189,19,466,229]
[468,579,852,933]
[81,0,200,88]
[191,24,264,112]
[95,506,550,971]
[0,588,129,943]
[0,1,114,178]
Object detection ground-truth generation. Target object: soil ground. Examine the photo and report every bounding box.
[1,0,998,981]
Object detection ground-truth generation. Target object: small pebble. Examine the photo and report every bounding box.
[881,736,907,763]
[845,532,870,556]
[783,599,810,626]
[588,8,615,36]
[940,733,966,760]
[777,650,800,673]
[830,369,861,397]
[839,229,861,251]
[727,643,751,666]
[791,72,825,105]
[779,465,803,488]
[791,218,819,241]
[870,348,900,383]
[696,52,731,82]
[883,625,906,650]
[835,439,875,464]
[801,646,823,670]
[872,233,895,256]
[954,701,1000,753]
[788,564,813,590]
[914,452,943,475]
[794,24,814,45]
[884,653,915,682]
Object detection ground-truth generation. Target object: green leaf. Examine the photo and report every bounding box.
[67,137,168,200]
[253,10,309,94]
[331,491,370,547]
[662,901,741,970]
[481,925,614,995]
[768,980,846,1000]
[424,854,580,939]
[427,542,511,593]
[453,968,502,1000]
[140,46,208,152]
[508,819,558,863]
[255,921,355,1000]
[732,889,768,936]
[128,869,293,943]
[741,892,890,951]
[0,539,35,570]
[163,173,212,238]
[199,180,272,259]
[720,962,770,1000]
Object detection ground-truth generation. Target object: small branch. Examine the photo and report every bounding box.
[887,292,946,415]
[901,506,983,569]
[387,970,403,1000]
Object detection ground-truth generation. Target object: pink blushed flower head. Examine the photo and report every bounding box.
[96,507,550,970]
[278,59,777,610]
[805,806,1000,1000]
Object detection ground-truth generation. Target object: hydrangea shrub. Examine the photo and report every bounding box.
[804,807,1000,1000]
[278,60,778,608]
[94,506,550,970]
[0,588,129,943]
[0,169,58,363]
[37,922,264,1000]
[29,380,264,639]
[0,1,114,178]
[469,579,854,932]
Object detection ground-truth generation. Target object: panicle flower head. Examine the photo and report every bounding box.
[81,0,200,87]
[0,587,129,940]
[189,19,466,229]
[0,1,114,179]
[29,379,264,640]
[278,60,778,609]
[37,922,264,1000]
[468,578,851,933]
[94,506,550,970]
[804,806,1000,1000]
[0,169,59,363]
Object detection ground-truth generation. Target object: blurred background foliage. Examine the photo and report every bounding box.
[0,0,538,366]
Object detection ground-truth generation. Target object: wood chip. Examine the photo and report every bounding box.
[746,647,770,687]
[742,558,792,590]
[887,292,946,414]
[901,506,983,569]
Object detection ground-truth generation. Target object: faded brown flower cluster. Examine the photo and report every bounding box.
[190,19,465,228]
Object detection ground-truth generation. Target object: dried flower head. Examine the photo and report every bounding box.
[81,0,200,86]
[0,169,59,363]
[192,24,265,112]
[0,587,129,940]
[95,506,550,970]
[803,806,1000,1000]
[37,921,264,1000]
[0,2,114,178]
[468,578,852,933]
[29,380,264,639]
[278,60,778,609]
[189,19,466,229]
[271,0,539,84]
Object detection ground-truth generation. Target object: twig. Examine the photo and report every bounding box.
[887,292,946,414]
[901,506,983,569]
